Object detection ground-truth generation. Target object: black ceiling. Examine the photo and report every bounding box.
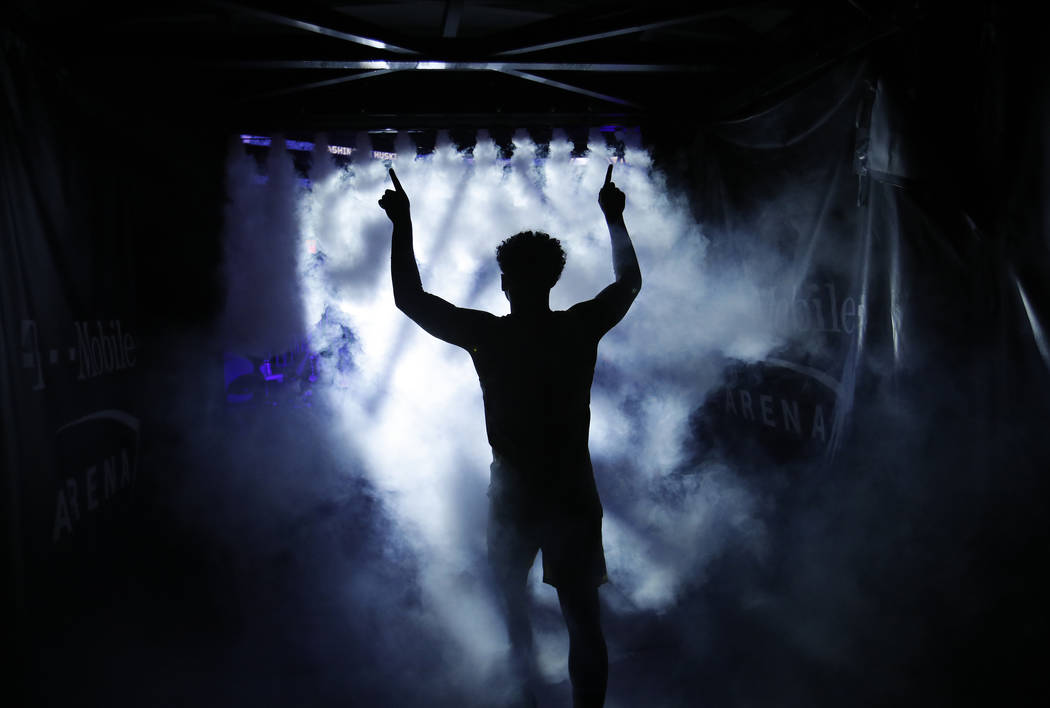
[11,1,929,132]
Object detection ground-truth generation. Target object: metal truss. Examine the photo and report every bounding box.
[213,1,733,110]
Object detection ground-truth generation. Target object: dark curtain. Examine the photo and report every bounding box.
[676,13,1049,706]
[2,24,225,705]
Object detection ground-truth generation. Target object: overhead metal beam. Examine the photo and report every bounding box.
[496,13,729,56]
[236,113,638,133]
[486,4,746,56]
[226,60,711,72]
[442,0,463,39]
[499,69,641,108]
[249,69,399,100]
[238,63,640,109]
[213,1,420,54]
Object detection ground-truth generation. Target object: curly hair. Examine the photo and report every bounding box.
[495,231,566,290]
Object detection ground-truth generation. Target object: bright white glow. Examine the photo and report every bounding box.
[224,130,774,693]
[417,61,447,70]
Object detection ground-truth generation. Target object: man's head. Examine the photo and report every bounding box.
[495,231,566,298]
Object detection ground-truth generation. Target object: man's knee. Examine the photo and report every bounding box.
[557,585,603,635]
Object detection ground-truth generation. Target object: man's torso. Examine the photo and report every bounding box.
[466,309,602,518]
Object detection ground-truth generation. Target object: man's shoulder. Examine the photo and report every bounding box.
[498,310,583,327]
[457,307,501,324]
[562,301,603,331]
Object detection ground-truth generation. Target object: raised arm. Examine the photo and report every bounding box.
[600,164,642,293]
[571,164,643,336]
[379,168,492,346]
[379,168,424,309]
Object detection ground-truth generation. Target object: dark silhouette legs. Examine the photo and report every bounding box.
[558,584,608,708]
[495,572,539,707]
[489,509,608,707]
[495,576,608,708]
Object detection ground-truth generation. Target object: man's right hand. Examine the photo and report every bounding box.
[598,164,625,220]
[379,168,411,223]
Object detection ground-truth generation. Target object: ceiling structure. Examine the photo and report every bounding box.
[12,1,918,134]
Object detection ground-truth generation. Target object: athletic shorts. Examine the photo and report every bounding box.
[487,504,608,590]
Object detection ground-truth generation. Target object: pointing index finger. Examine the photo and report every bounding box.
[389,168,404,193]
[604,164,613,186]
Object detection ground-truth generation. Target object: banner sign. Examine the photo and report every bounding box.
[2,41,145,625]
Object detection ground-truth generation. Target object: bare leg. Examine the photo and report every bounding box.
[557,584,608,708]
[489,510,539,707]
[495,573,538,706]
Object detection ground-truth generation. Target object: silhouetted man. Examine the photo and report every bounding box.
[379,163,641,708]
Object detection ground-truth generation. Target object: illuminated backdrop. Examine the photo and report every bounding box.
[221,128,776,689]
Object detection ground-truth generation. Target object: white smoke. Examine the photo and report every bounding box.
[222,129,775,692]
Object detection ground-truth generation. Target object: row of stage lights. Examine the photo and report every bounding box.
[240,125,637,163]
